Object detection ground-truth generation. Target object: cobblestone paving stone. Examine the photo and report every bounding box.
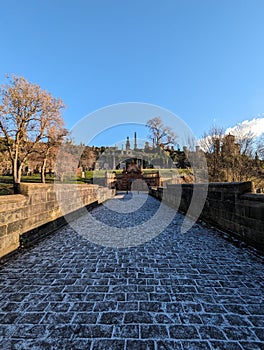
[0,193,263,349]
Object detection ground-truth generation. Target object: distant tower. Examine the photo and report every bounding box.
[134,132,137,150]
[112,149,116,169]
[125,136,130,151]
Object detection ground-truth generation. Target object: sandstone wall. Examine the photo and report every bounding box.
[150,182,264,253]
[0,183,115,258]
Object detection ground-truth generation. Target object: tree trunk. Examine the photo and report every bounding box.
[17,165,22,183]
[12,159,22,194]
[41,158,47,183]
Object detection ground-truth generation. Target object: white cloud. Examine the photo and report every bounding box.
[225,117,264,138]
[198,117,264,152]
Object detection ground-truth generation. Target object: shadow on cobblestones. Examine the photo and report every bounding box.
[0,194,263,349]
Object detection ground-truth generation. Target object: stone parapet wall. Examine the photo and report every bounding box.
[0,183,115,258]
[150,182,264,252]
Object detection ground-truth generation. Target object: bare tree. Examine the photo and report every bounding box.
[257,134,264,160]
[0,75,65,192]
[201,124,263,185]
[227,125,255,156]
[146,117,176,148]
[200,126,225,181]
[39,123,68,183]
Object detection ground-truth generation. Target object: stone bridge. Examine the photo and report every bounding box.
[0,190,263,349]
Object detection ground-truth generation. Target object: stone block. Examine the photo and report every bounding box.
[29,192,47,205]
[46,191,57,202]
[0,209,23,225]
[0,195,27,213]
[19,183,53,195]
[244,204,264,220]
[0,224,7,237]
[7,219,26,235]
[207,191,222,200]
[234,214,264,232]
[223,193,236,202]
[208,181,252,195]
[0,232,19,257]
[234,203,245,217]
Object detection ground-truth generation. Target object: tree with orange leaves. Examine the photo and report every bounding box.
[0,75,66,192]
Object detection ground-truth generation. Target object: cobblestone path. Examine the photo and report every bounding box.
[0,193,263,349]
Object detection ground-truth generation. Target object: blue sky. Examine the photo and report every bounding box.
[1,0,264,146]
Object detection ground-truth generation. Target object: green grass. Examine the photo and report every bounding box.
[0,183,14,195]
[0,168,193,195]
[0,174,55,184]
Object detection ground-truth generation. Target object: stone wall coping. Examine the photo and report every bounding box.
[19,183,98,188]
[166,181,252,194]
[18,183,100,195]
[0,194,26,203]
[167,181,251,187]
[154,183,263,202]
[241,193,264,202]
